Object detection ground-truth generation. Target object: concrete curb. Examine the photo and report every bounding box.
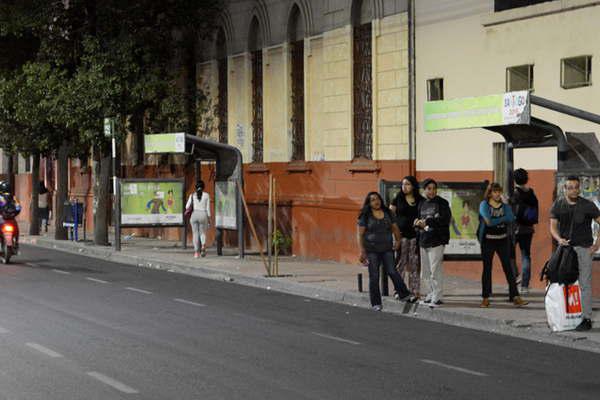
[21,237,600,354]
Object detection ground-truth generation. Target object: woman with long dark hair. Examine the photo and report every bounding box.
[186,180,211,258]
[357,191,414,311]
[390,176,424,298]
[477,182,527,308]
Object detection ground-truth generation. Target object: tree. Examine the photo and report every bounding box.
[0,0,223,244]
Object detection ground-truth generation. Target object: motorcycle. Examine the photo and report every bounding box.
[0,218,18,264]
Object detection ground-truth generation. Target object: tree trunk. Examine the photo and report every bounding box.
[29,153,40,236]
[7,153,15,191]
[183,29,197,137]
[54,142,69,240]
[93,144,111,246]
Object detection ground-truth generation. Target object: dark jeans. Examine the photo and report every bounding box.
[515,233,533,288]
[367,251,411,306]
[481,238,519,300]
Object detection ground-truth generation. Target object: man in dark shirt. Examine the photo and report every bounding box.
[415,178,451,307]
[550,176,600,331]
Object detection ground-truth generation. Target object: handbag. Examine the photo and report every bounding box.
[184,194,194,219]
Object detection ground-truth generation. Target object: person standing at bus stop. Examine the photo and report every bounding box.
[415,178,451,307]
[390,176,423,299]
[509,168,539,294]
[186,180,211,258]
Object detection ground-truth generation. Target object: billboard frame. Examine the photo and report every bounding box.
[119,178,186,228]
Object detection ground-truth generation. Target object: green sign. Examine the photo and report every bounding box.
[144,133,186,153]
[215,181,237,229]
[120,179,184,226]
[425,91,530,132]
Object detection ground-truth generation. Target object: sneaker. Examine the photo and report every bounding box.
[398,294,418,303]
[372,305,382,312]
[480,298,490,308]
[513,296,528,307]
[575,318,592,332]
[201,249,206,257]
[194,252,200,259]
[428,300,443,308]
[520,287,530,295]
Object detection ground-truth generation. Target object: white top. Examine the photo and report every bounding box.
[186,191,211,217]
[38,192,48,208]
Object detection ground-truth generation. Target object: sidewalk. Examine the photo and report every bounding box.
[20,230,600,353]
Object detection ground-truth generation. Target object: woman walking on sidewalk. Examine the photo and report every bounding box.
[186,180,211,259]
[357,192,415,311]
[477,183,527,308]
[390,176,423,299]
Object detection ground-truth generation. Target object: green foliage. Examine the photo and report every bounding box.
[273,230,293,253]
[0,0,224,156]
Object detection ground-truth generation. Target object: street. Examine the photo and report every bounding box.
[0,245,597,400]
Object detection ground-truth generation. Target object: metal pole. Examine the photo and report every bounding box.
[531,95,600,125]
[267,174,273,276]
[408,0,416,172]
[115,178,121,251]
[112,134,121,251]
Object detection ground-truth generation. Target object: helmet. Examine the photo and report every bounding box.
[0,181,10,194]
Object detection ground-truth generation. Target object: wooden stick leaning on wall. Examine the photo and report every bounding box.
[273,178,279,277]
[236,180,270,275]
[267,174,273,276]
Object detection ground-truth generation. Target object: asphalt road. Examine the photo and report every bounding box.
[0,244,598,400]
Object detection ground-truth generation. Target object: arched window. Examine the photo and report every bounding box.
[216,28,228,144]
[249,16,264,163]
[352,0,373,160]
[289,4,305,161]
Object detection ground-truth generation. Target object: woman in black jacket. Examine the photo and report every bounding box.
[390,176,424,299]
[357,192,414,311]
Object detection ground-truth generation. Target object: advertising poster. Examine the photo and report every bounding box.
[120,179,184,226]
[436,183,486,256]
[556,174,600,257]
[215,181,237,230]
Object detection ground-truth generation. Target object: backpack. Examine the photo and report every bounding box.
[514,189,538,226]
[540,245,579,285]
[519,205,538,225]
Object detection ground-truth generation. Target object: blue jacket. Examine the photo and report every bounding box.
[477,200,514,242]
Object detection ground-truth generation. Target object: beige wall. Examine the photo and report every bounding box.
[263,45,290,162]
[221,13,410,164]
[373,13,409,160]
[306,36,325,161]
[228,53,253,161]
[416,2,600,172]
[321,26,353,161]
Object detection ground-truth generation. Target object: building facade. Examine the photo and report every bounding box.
[415,0,600,286]
[8,1,600,294]
[196,0,413,262]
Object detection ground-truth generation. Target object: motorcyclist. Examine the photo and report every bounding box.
[0,181,21,248]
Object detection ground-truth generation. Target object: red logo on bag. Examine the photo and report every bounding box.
[564,285,582,314]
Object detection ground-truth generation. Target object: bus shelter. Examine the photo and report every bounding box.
[115,133,245,258]
[424,91,600,259]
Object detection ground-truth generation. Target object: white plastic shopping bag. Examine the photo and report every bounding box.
[545,281,583,332]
